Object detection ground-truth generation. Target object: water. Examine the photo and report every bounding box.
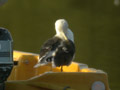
[0,0,120,89]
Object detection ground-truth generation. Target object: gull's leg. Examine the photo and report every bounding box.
[61,66,63,72]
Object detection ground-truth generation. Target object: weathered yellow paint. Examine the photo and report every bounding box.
[5,51,110,90]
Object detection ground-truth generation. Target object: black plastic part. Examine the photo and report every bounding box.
[0,83,5,90]
[0,28,12,40]
[0,28,13,90]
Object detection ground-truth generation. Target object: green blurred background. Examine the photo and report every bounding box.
[0,0,120,89]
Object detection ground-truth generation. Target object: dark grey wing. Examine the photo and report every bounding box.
[54,40,75,67]
[34,36,62,67]
[40,36,61,57]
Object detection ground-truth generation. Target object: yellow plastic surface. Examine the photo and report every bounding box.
[5,51,110,90]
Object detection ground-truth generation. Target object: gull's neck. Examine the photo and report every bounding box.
[55,28,68,40]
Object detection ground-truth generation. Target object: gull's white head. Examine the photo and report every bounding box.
[55,19,74,42]
[55,19,68,34]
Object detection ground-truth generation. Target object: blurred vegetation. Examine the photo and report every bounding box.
[0,0,120,89]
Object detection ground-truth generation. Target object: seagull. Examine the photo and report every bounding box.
[34,19,75,72]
